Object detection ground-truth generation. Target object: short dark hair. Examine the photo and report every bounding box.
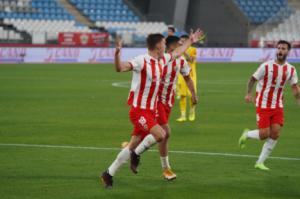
[168,26,175,33]
[180,34,189,39]
[147,33,165,50]
[166,36,180,48]
[277,40,291,50]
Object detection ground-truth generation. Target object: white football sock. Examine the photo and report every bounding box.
[108,146,130,176]
[134,134,157,155]
[160,156,171,169]
[247,129,260,140]
[256,138,277,164]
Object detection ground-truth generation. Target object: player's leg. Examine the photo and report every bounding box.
[130,124,166,173]
[177,75,187,122]
[101,135,141,188]
[239,109,270,148]
[159,124,177,180]
[188,76,197,121]
[255,109,284,170]
[255,124,281,170]
[177,96,187,121]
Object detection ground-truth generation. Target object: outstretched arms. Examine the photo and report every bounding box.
[245,76,257,103]
[114,37,132,72]
[183,75,198,105]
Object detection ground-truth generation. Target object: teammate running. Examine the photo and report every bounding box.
[101,29,203,188]
[157,36,198,180]
[239,40,300,170]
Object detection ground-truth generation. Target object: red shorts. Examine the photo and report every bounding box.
[156,102,172,125]
[129,106,157,140]
[256,108,284,129]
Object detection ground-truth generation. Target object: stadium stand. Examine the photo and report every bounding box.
[234,0,292,24]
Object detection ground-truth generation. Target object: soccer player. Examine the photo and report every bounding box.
[177,35,198,122]
[239,40,300,170]
[101,30,203,188]
[157,36,198,180]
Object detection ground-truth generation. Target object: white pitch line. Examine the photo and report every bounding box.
[0,143,300,161]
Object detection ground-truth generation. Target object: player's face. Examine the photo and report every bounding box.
[276,44,289,62]
[170,42,180,51]
[179,38,188,45]
[168,29,174,36]
[156,38,166,58]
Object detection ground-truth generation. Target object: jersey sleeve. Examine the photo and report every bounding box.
[180,57,191,77]
[129,55,144,72]
[252,63,265,80]
[289,67,298,85]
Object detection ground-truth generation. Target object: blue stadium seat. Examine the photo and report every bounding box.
[234,0,289,24]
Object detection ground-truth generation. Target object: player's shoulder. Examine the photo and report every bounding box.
[285,61,296,69]
[258,60,273,68]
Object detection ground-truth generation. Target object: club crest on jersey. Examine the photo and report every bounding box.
[138,116,148,130]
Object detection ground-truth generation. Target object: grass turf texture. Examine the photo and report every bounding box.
[0,63,300,199]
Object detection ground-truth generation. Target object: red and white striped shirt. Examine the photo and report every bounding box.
[158,56,190,107]
[253,60,298,109]
[127,53,173,110]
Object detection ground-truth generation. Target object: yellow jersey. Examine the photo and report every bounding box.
[177,47,197,96]
[185,47,197,80]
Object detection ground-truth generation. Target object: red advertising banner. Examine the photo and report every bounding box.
[58,32,109,47]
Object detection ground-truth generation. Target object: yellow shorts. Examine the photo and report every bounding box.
[177,75,197,97]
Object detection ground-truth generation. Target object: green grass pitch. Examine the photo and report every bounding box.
[0,63,300,199]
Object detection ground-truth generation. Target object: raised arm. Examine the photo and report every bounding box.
[171,29,203,59]
[183,75,198,105]
[114,37,132,72]
[245,76,257,103]
[291,84,300,106]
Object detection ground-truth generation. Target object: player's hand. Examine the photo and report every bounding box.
[115,36,122,55]
[189,28,204,43]
[245,93,254,103]
[192,95,198,105]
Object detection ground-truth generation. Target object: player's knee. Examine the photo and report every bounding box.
[155,130,166,142]
[270,131,280,140]
[259,129,270,140]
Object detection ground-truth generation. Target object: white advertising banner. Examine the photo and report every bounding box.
[0,47,300,63]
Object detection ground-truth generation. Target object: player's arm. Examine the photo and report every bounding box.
[291,84,300,106]
[183,75,198,105]
[171,29,203,59]
[114,37,132,72]
[245,76,257,103]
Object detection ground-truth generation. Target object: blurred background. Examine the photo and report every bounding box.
[0,0,299,48]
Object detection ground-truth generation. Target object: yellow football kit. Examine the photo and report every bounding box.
[177,46,197,121]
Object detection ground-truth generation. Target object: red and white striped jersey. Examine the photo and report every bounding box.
[253,60,298,109]
[158,56,190,107]
[127,53,173,110]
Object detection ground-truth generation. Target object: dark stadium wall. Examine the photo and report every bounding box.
[186,0,250,47]
[129,0,189,30]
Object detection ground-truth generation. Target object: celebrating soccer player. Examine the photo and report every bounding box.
[157,36,197,180]
[239,40,300,170]
[101,29,203,188]
[176,35,198,122]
